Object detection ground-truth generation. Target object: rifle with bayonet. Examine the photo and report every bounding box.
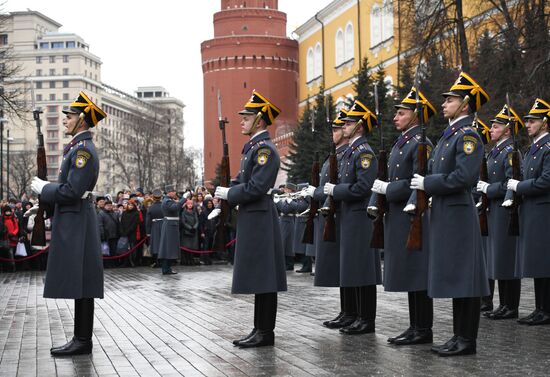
[370,83,387,249]
[212,90,231,252]
[406,72,428,251]
[474,114,489,236]
[506,93,520,236]
[30,84,48,246]
[323,96,337,242]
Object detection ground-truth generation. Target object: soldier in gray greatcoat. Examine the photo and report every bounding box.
[215,91,286,348]
[145,189,164,266]
[324,99,382,335]
[158,185,182,275]
[30,91,106,356]
[411,73,490,356]
[302,108,353,329]
[369,87,436,346]
[505,98,550,325]
[476,107,522,320]
[275,183,296,270]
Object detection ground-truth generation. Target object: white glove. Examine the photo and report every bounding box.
[502,199,513,208]
[476,181,489,194]
[507,179,519,192]
[273,196,281,204]
[285,197,293,203]
[410,174,425,191]
[31,176,50,195]
[300,185,316,198]
[371,179,389,195]
[403,203,416,214]
[207,208,221,220]
[429,197,432,208]
[324,183,336,196]
[476,201,482,209]
[24,203,39,218]
[214,186,230,200]
[367,206,378,217]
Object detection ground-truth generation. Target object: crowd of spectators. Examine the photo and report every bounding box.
[0,186,234,273]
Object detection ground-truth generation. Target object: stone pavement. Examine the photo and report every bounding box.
[1,264,549,377]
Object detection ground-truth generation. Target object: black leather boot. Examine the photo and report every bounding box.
[340,286,375,335]
[238,293,277,348]
[324,288,355,328]
[51,298,94,356]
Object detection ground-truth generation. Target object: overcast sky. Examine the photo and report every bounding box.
[6,0,333,150]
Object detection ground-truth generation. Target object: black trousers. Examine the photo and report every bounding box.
[408,290,433,329]
[354,285,376,322]
[74,298,94,340]
[534,278,550,312]
[482,279,495,306]
[254,292,277,331]
[497,279,521,309]
[341,287,357,316]
[452,297,480,340]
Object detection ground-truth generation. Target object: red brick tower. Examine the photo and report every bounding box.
[201,0,298,186]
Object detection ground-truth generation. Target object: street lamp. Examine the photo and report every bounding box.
[6,129,13,199]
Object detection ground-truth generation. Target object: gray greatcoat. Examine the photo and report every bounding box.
[515,133,550,278]
[332,136,382,287]
[158,197,182,260]
[292,198,309,254]
[276,200,295,257]
[227,131,287,294]
[485,138,520,280]
[41,131,103,299]
[370,126,433,292]
[423,116,490,298]
[313,144,347,287]
[145,200,163,255]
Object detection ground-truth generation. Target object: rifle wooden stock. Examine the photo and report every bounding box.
[31,111,47,247]
[508,150,521,236]
[370,149,387,248]
[302,154,320,244]
[406,143,428,250]
[213,113,230,252]
[323,144,338,242]
[478,156,489,236]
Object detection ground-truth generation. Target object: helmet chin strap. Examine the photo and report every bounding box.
[451,95,470,121]
[245,112,264,136]
[349,118,364,138]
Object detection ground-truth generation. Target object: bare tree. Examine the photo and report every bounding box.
[8,149,35,199]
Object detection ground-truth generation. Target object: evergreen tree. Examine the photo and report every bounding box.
[397,56,414,98]
[353,57,375,108]
[284,89,334,184]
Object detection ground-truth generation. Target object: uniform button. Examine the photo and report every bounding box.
[395,177,399,181]
[445,143,449,147]
[244,157,247,160]
[399,151,403,155]
[406,141,410,144]
[441,157,445,160]
[493,172,496,175]
[534,156,537,159]
[396,164,400,167]
[531,168,534,171]
[494,160,497,163]
[346,174,349,176]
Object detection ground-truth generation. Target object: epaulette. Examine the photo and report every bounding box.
[504,144,514,152]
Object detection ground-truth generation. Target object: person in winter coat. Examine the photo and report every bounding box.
[0,206,16,272]
[98,200,120,267]
[180,199,199,265]
[200,198,216,265]
[119,199,139,267]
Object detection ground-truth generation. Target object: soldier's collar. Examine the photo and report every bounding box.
[350,136,366,148]
[336,143,348,154]
[442,116,473,140]
[448,114,470,127]
[250,130,269,143]
[533,132,549,145]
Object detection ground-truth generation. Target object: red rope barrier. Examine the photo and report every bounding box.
[0,246,49,263]
[180,239,236,254]
[102,237,148,260]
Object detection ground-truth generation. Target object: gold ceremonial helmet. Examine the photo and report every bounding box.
[62,91,107,127]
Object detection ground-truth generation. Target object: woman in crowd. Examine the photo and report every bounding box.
[180,199,199,266]
[119,199,140,267]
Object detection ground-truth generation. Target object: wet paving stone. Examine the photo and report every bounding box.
[1,264,549,376]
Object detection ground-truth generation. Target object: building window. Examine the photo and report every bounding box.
[52,41,64,49]
[47,106,57,112]
[36,56,42,63]
[49,56,55,63]
[63,68,69,75]
[63,93,69,100]
[371,1,393,47]
[306,48,315,82]
[49,93,56,101]
[47,143,58,151]
[49,81,56,89]
[314,43,322,78]
[66,41,75,48]
[63,55,69,63]
[36,69,42,76]
[335,29,344,66]
[0,34,7,46]
[36,81,42,89]
[47,156,58,165]
[40,42,49,49]
[345,22,354,61]
[47,117,58,125]
[36,94,42,101]
[49,68,55,75]
[62,80,68,88]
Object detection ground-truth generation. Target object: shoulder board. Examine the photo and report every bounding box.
[545,142,550,149]
[413,134,422,142]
